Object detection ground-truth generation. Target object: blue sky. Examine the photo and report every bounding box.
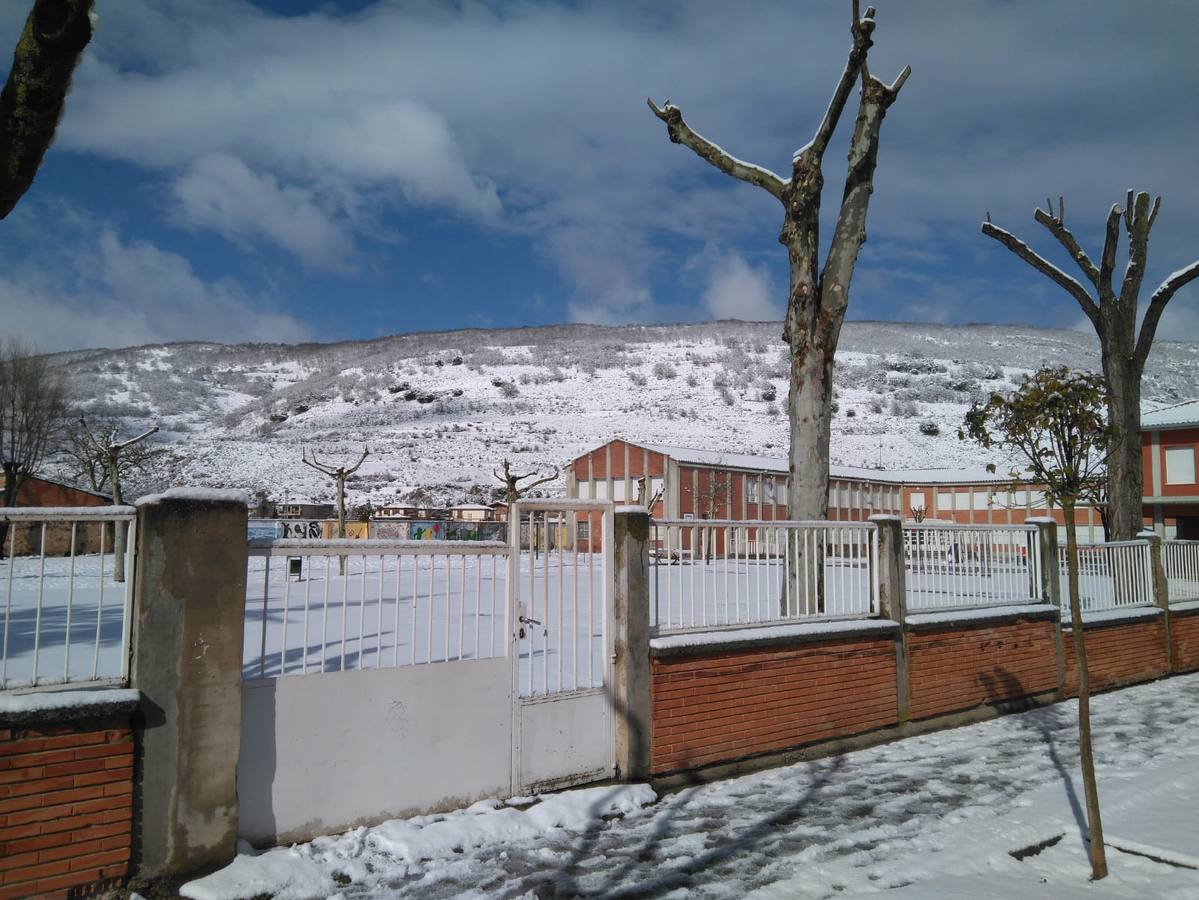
[2,0,1197,351]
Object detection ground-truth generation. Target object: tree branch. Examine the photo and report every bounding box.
[981,219,1101,325]
[646,99,787,200]
[1119,192,1157,310]
[1097,203,1121,298]
[112,425,158,452]
[807,1,876,159]
[1135,260,1199,365]
[1034,204,1100,288]
[344,446,370,476]
[517,466,561,495]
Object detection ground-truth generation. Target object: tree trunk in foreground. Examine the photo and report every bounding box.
[1064,500,1108,880]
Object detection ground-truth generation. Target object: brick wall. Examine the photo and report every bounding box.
[908,616,1059,720]
[0,719,134,900]
[1169,608,1199,673]
[1063,616,1169,696]
[651,637,897,775]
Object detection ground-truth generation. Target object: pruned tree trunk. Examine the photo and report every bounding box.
[648,3,909,615]
[983,194,1199,540]
[1063,499,1108,879]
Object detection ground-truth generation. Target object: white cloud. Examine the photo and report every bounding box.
[172,154,353,268]
[699,250,779,322]
[0,208,309,352]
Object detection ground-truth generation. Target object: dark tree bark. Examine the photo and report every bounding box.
[0,0,95,219]
[982,194,1199,540]
[649,2,909,523]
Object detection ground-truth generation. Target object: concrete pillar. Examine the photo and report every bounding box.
[612,509,652,781]
[131,490,248,878]
[869,515,909,724]
[1028,517,1066,697]
[1141,529,1174,672]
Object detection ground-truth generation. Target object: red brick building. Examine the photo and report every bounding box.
[0,475,113,556]
[567,439,1108,543]
[1142,400,1199,539]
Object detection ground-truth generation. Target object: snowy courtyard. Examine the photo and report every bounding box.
[184,673,1199,899]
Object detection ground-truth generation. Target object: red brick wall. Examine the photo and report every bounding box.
[1063,617,1169,696]
[651,638,897,774]
[908,617,1059,719]
[1169,609,1199,673]
[0,720,133,900]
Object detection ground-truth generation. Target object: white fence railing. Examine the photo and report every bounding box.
[1164,540,1199,604]
[1057,539,1154,618]
[650,520,878,633]
[1,507,137,692]
[904,524,1042,612]
[245,539,510,679]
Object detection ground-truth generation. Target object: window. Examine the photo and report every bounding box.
[577,481,591,499]
[777,479,788,506]
[612,481,628,502]
[1166,447,1197,484]
[745,478,760,503]
[594,481,608,499]
[910,491,926,511]
[764,479,776,504]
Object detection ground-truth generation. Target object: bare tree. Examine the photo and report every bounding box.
[71,419,159,582]
[1,0,95,219]
[302,446,369,574]
[0,339,67,552]
[494,458,560,556]
[982,194,1199,540]
[493,458,559,505]
[964,367,1113,880]
[649,1,909,522]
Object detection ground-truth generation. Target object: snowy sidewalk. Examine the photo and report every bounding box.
[186,673,1199,899]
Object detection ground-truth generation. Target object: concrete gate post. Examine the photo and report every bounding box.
[612,508,652,781]
[1027,518,1066,698]
[868,515,909,724]
[130,489,248,878]
[1140,529,1173,672]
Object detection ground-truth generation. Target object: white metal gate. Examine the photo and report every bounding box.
[509,500,615,792]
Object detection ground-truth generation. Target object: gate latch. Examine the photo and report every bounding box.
[518,614,541,639]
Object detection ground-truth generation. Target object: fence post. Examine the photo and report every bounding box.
[1141,529,1174,673]
[1027,517,1065,698]
[130,490,248,879]
[612,508,651,780]
[868,515,909,724]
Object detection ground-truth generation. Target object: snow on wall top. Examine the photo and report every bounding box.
[1141,398,1199,430]
[635,441,1011,485]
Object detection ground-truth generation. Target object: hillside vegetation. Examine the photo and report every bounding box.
[50,320,1199,506]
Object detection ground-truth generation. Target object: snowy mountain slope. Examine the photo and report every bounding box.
[51,320,1199,506]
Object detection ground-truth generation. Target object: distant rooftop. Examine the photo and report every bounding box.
[1141,399,1199,430]
[635,442,1011,485]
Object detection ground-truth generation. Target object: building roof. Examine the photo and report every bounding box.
[1141,399,1199,430]
[0,474,113,502]
[452,504,492,511]
[636,442,1012,486]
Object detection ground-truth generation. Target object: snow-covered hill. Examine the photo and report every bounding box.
[51,320,1199,506]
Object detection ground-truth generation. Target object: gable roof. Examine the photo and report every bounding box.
[633,441,1012,485]
[1141,399,1199,430]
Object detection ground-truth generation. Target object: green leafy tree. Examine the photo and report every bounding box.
[1,0,95,219]
[963,366,1113,881]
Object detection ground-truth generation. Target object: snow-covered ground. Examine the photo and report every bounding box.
[182,673,1199,899]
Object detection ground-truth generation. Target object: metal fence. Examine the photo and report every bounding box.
[649,520,878,633]
[1164,540,1199,604]
[1,507,137,692]
[1057,539,1154,617]
[903,524,1042,612]
[509,503,610,697]
[244,539,511,678]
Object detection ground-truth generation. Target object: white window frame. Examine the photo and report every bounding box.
[1165,446,1197,485]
